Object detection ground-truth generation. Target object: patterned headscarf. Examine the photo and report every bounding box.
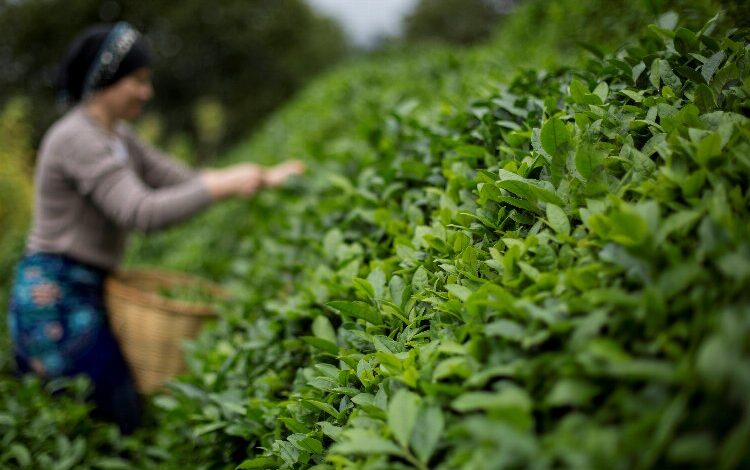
[56,22,152,105]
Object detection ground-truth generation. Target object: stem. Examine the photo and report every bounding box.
[402,446,428,470]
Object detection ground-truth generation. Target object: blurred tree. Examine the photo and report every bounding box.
[0,0,348,161]
[403,0,515,46]
[0,98,33,305]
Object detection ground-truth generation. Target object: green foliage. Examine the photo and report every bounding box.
[0,377,95,469]
[0,375,170,469]
[126,5,749,470]
[0,97,33,231]
[0,97,33,335]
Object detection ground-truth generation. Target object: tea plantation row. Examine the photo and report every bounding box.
[131,5,749,470]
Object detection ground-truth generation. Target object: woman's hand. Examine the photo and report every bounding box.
[201,163,265,200]
[201,160,305,200]
[263,160,306,188]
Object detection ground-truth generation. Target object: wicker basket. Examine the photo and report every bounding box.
[103,267,227,394]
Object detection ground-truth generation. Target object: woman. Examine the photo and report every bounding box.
[6,22,304,434]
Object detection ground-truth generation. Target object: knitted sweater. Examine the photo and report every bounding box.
[26,105,213,270]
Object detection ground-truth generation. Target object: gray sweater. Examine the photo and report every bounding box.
[26,105,214,270]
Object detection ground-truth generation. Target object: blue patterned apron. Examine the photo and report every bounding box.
[7,251,141,433]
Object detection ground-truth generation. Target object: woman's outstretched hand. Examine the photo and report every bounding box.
[263,160,306,187]
[201,160,306,200]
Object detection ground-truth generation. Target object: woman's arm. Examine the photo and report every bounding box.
[123,128,197,188]
[199,163,265,200]
[61,138,263,232]
[123,126,303,195]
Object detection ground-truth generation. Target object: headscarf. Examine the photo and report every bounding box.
[56,21,152,105]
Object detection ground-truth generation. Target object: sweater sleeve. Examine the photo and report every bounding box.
[123,127,197,188]
[61,136,214,233]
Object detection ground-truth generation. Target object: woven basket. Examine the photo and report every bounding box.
[103,267,227,394]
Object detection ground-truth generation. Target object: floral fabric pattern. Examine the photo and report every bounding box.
[7,252,111,378]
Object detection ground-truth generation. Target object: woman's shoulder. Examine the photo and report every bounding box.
[41,106,108,157]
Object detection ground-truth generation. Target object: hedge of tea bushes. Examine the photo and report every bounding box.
[136,7,749,470]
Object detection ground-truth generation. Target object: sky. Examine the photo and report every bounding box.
[306,0,418,47]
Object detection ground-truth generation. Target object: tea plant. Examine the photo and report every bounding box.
[148,9,749,470]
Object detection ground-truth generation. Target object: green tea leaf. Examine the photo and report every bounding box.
[701,50,726,83]
[694,84,716,112]
[389,275,407,307]
[674,27,698,54]
[326,300,383,325]
[658,59,682,89]
[632,62,646,83]
[569,79,602,105]
[193,422,228,437]
[411,405,444,464]
[388,389,421,448]
[593,82,609,102]
[485,319,525,342]
[587,206,650,246]
[452,387,532,413]
[569,78,588,103]
[658,11,679,30]
[540,117,571,157]
[545,379,598,407]
[279,418,312,434]
[6,444,32,467]
[412,266,429,290]
[331,429,404,456]
[446,283,472,302]
[650,58,662,88]
[433,356,473,381]
[288,434,324,454]
[312,315,338,343]
[373,335,404,354]
[302,336,340,355]
[352,278,375,299]
[90,457,133,470]
[274,440,298,467]
[696,132,722,165]
[367,268,386,300]
[455,145,487,159]
[546,203,570,236]
[236,457,276,469]
[303,399,340,419]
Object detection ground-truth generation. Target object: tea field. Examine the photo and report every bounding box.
[1,0,748,468]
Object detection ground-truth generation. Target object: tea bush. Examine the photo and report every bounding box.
[132,4,748,470]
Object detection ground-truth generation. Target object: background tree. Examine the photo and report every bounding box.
[0,0,348,162]
[403,0,515,46]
